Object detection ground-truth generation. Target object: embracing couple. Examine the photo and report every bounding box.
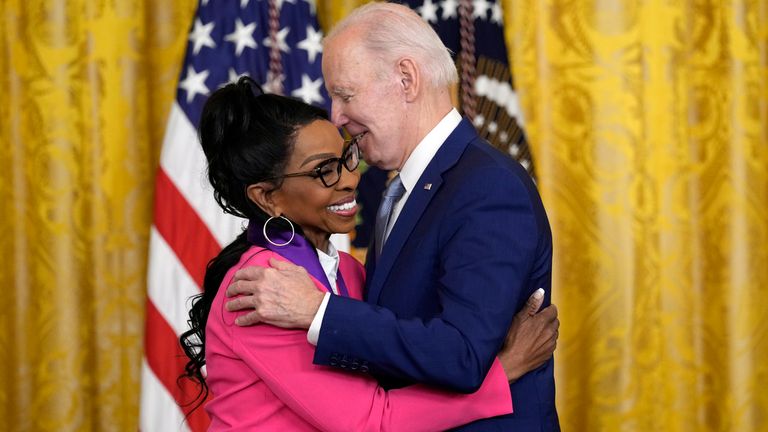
[181,3,560,431]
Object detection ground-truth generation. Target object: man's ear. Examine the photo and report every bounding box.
[246,182,281,217]
[397,57,420,102]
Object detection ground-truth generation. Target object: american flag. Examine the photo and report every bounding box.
[402,0,534,176]
[139,1,331,431]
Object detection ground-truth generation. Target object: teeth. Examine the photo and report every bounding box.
[327,199,356,212]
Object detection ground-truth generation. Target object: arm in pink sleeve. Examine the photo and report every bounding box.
[229,321,511,432]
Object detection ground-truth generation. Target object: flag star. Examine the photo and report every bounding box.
[291,74,324,105]
[263,27,291,53]
[418,0,439,23]
[297,25,323,64]
[240,0,250,7]
[225,18,257,55]
[188,19,216,55]
[491,2,503,24]
[472,0,492,20]
[179,66,210,103]
[440,0,459,19]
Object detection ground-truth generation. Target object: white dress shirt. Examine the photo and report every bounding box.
[317,242,340,294]
[307,108,463,345]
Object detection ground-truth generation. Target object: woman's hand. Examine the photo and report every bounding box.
[499,289,559,382]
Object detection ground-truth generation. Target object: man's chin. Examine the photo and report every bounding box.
[361,153,379,167]
[364,157,390,170]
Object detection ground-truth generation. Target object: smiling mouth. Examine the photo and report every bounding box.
[327,199,357,213]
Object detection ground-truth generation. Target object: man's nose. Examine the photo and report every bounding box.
[331,104,348,128]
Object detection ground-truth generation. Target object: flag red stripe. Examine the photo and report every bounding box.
[153,167,221,287]
[150,166,221,431]
[145,299,211,432]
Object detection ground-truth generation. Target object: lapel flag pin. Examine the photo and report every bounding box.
[424,183,432,190]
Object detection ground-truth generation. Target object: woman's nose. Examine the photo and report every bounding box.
[337,162,360,191]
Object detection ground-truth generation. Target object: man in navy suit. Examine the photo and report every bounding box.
[225,3,559,429]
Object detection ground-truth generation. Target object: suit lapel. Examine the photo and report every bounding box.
[366,119,479,304]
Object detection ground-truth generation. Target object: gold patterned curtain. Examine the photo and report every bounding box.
[0,1,196,430]
[505,1,768,430]
[2,0,767,431]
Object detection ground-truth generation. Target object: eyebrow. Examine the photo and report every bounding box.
[300,153,338,167]
[329,87,352,97]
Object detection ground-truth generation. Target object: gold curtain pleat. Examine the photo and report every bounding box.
[505,0,768,430]
[2,0,767,431]
[317,0,368,32]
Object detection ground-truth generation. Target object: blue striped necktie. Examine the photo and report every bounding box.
[374,174,406,258]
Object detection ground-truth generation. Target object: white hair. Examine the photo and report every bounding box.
[325,2,458,88]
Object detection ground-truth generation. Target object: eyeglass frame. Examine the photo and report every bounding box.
[272,134,362,188]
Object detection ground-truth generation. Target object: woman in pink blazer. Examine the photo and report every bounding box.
[180,77,513,431]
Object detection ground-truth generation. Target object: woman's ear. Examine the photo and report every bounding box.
[397,57,420,102]
[246,182,281,216]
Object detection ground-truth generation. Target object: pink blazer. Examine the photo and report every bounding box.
[205,246,512,431]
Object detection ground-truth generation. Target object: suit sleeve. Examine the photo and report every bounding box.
[225,301,513,431]
[314,165,549,392]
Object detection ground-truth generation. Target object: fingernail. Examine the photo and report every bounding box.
[534,288,545,299]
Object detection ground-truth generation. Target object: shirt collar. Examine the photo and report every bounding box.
[316,241,339,284]
[398,108,462,192]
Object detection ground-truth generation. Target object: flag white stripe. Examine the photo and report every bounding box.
[160,103,243,248]
[139,359,192,432]
[147,226,204,337]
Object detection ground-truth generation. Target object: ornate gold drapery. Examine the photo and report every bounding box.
[505,1,768,430]
[0,1,196,430]
[1,0,766,430]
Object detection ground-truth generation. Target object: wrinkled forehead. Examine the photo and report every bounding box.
[323,30,381,87]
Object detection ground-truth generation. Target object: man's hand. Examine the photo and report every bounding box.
[499,288,559,382]
[224,258,324,329]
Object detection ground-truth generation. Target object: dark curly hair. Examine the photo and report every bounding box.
[178,76,328,411]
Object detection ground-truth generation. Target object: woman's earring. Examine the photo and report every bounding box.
[262,215,295,247]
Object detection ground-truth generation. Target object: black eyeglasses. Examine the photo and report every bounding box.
[276,135,361,188]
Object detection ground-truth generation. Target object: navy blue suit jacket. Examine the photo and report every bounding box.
[314,119,559,430]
